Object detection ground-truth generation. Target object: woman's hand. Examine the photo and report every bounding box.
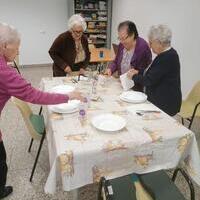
[64,66,72,74]
[68,91,85,102]
[104,68,112,76]
[79,68,85,75]
[127,69,139,79]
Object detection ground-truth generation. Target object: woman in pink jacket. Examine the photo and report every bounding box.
[0,23,84,198]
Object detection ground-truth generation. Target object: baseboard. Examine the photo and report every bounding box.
[20,63,52,68]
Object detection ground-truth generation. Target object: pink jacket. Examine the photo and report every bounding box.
[0,56,69,141]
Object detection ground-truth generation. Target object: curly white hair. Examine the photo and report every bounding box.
[0,22,20,45]
[68,14,87,31]
[148,24,172,46]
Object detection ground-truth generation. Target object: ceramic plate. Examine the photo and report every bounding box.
[91,113,126,132]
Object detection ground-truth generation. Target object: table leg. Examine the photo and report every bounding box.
[71,188,79,200]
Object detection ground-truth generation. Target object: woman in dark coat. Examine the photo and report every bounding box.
[49,14,90,77]
[128,24,182,116]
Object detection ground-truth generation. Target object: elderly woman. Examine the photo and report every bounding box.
[0,23,83,198]
[128,24,182,116]
[49,14,90,77]
[106,21,152,91]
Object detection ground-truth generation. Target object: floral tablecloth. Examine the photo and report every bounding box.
[41,76,200,194]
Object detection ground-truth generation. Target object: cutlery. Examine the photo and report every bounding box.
[71,79,78,83]
[136,110,161,116]
[136,110,161,113]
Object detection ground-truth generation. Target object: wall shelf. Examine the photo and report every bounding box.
[69,0,112,48]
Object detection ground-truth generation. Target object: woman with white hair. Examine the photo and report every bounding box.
[0,22,84,198]
[127,24,182,116]
[49,14,90,76]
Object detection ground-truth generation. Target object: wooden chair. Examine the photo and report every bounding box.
[112,43,119,56]
[179,81,200,129]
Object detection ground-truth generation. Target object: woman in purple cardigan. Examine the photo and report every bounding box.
[0,23,84,198]
[106,21,152,91]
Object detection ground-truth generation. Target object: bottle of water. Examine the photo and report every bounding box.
[78,98,87,125]
[92,76,98,95]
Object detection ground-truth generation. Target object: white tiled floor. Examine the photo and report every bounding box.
[1,65,200,199]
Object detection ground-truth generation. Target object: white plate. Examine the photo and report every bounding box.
[49,100,80,114]
[50,85,75,94]
[74,76,89,81]
[91,113,126,132]
[120,91,147,103]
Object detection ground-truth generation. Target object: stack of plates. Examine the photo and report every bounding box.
[74,76,89,81]
[120,91,147,103]
[49,85,80,113]
[91,113,126,132]
[49,100,80,114]
[50,85,75,94]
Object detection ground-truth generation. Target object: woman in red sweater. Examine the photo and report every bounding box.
[0,22,84,198]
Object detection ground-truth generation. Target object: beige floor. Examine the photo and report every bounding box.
[1,65,200,200]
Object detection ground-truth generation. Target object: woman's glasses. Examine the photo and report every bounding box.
[117,35,129,42]
[72,29,83,35]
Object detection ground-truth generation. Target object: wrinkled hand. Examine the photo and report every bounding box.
[64,66,72,74]
[104,68,112,76]
[68,91,85,102]
[127,69,139,79]
[79,68,85,75]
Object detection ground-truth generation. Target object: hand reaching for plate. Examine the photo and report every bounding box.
[104,68,112,76]
[68,91,85,102]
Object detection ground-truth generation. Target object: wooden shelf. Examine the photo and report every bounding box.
[89,42,106,44]
[85,31,106,34]
[85,19,107,22]
[74,0,111,48]
[75,9,107,11]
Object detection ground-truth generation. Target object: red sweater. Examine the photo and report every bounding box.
[0,56,69,141]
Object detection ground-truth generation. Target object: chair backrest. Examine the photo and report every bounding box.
[112,43,119,56]
[15,55,19,66]
[186,81,200,105]
[13,55,21,74]
[11,97,41,140]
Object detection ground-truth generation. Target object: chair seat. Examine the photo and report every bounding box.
[179,100,200,118]
[139,170,186,200]
[108,175,137,200]
[29,114,45,135]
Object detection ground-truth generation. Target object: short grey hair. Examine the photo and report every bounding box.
[68,14,87,31]
[148,24,172,46]
[0,22,20,45]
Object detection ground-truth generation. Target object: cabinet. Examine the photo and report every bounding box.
[68,0,112,48]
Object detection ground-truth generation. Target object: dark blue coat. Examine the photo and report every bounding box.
[133,48,182,116]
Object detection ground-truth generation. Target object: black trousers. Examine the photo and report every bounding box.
[0,141,7,189]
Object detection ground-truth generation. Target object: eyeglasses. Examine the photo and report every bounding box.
[72,29,83,35]
[117,35,129,42]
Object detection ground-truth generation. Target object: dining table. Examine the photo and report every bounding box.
[40,76,200,199]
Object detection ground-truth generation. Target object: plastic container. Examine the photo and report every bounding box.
[99,50,104,58]
[92,78,98,94]
[79,101,87,125]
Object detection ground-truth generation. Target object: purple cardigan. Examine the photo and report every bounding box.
[109,37,152,91]
[0,56,68,141]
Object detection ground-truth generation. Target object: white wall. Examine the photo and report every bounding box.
[0,0,68,65]
[112,0,200,97]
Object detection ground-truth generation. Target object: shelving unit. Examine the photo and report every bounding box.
[68,0,112,48]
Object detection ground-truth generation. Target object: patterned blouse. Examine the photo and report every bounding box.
[75,41,86,64]
[121,48,135,74]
